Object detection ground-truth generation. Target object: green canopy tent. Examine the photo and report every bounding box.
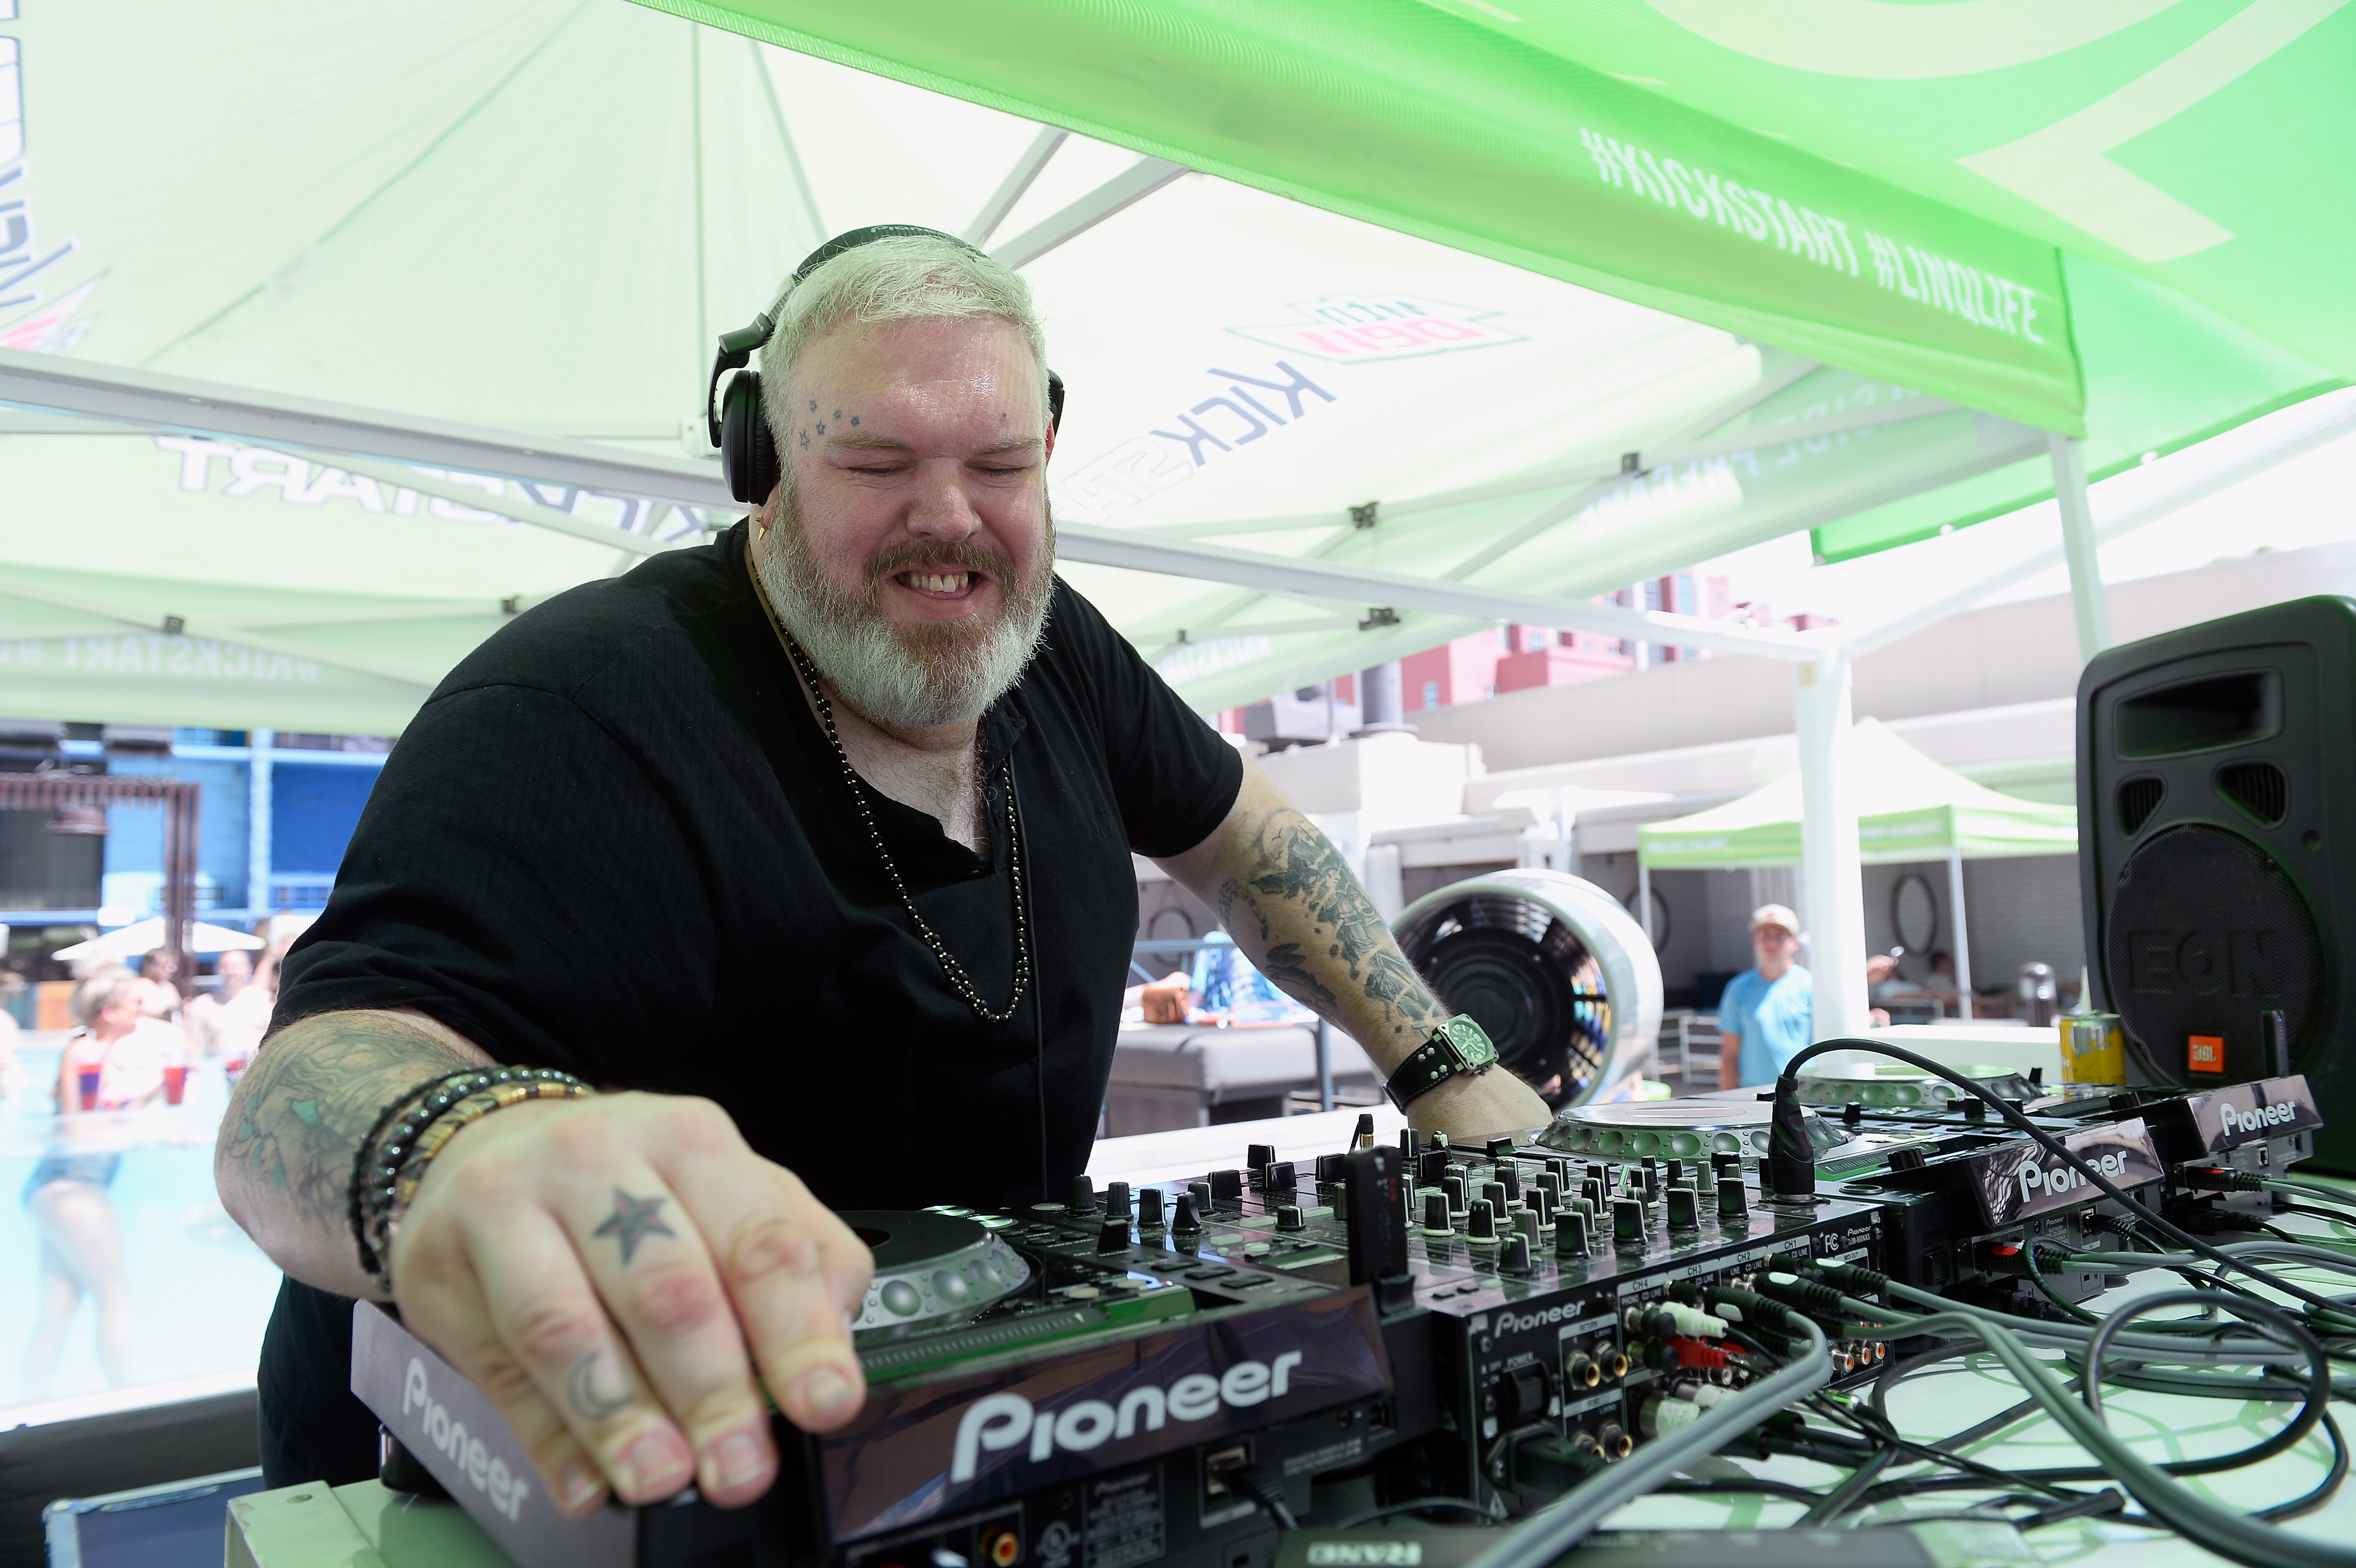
[0,0,2345,1022]
[1637,719,2078,1017]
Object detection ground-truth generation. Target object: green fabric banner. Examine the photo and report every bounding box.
[637,0,2087,434]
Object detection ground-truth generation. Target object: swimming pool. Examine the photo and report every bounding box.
[0,1046,285,1421]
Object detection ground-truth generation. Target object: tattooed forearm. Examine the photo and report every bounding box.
[214,1008,484,1295]
[1189,793,1446,1067]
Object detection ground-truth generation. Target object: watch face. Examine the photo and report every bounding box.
[1441,1015,1498,1069]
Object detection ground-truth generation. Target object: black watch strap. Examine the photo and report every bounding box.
[1386,1034,1467,1111]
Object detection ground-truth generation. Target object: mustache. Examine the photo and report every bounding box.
[862,539,1017,596]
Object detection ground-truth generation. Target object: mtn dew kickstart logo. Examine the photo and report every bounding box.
[1231,295,1524,364]
[818,1290,1389,1543]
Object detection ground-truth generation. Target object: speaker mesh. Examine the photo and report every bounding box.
[1399,895,1610,1103]
[2105,823,2323,1081]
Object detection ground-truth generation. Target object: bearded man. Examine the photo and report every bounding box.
[217,231,1548,1516]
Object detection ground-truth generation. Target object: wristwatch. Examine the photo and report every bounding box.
[1384,1015,1499,1111]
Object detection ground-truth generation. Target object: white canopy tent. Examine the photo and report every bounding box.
[1,0,2350,1032]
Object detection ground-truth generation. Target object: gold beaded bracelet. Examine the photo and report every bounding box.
[365,1075,597,1293]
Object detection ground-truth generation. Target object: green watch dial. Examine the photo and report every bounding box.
[1440,1015,1497,1069]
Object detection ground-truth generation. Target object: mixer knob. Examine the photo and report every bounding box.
[1137,1188,1165,1226]
[1482,1179,1509,1215]
[1419,1150,1452,1186]
[1069,1175,1098,1213]
[1579,1178,1604,1212]
[1666,1188,1699,1231]
[1430,1132,1451,1151]
[1511,1209,1538,1246]
[1189,1180,1215,1215]
[1486,1136,1516,1160]
[1104,1181,1131,1220]
[1718,1181,1748,1223]
[1277,1204,1305,1232]
[1496,1164,1522,1202]
[1467,1200,1497,1242]
[1531,1187,1557,1227]
[1501,1234,1532,1274]
[1208,1170,1243,1206]
[1171,1194,1202,1233]
[1665,1159,1684,1187]
[1400,1128,1424,1159]
[1613,1197,1646,1245]
[1098,1219,1130,1253]
[1267,1161,1298,1195]
[1533,1168,1563,1199]
[1247,1143,1276,1173]
[1556,1209,1591,1257]
[1443,1175,1470,1216]
[1315,1153,1346,1184]
[1421,1191,1452,1236]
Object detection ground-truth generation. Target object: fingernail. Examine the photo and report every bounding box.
[619,1430,693,1497]
[708,1428,773,1492]
[801,1364,855,1415]
[559,1459,605,1514]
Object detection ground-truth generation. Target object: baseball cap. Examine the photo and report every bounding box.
[1750,904,1800,935]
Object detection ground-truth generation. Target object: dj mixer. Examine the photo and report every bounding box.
[349,1072,2324,1568]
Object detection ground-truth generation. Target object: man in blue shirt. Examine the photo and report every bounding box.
[1717,904,1814,1089]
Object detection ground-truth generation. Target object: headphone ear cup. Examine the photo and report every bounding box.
[720,370,781,506]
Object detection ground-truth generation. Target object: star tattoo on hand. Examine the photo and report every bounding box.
[594,1188,676,1265]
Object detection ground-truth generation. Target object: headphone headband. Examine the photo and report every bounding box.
[705,225,1063,503]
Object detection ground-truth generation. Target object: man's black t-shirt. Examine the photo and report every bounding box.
[258,520,1243,1485]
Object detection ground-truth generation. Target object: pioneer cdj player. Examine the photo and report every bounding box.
[350,1073,2323,1568]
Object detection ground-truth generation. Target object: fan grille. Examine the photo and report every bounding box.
[1398,894,1611,1103]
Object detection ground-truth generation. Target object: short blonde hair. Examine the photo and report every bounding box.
[73,970,143,1027]
[759,234,1048,444]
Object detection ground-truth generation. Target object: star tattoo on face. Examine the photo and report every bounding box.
[594,1188,676,1265]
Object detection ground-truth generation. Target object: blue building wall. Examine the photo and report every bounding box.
[271,762,381,877]
[103,755,255,912]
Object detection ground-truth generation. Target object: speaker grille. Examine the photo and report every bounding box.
[1397,894,1610,1103]
[2105,823,2322,1082]
[2216,760,2289,826]
[2116,776,2165,837]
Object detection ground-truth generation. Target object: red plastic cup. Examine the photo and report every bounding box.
[76,1067,100,1111]
[163,1064,188,1106]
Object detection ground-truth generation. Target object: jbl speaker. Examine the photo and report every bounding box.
[2078,596,2352,1168]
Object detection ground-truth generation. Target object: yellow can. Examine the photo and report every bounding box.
[2061,1013,2126,1085]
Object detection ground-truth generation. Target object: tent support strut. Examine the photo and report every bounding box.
[2048,432,2110,662]
[1946,846,1974,1022]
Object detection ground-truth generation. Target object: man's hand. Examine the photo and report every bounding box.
[387,1092,873,1517]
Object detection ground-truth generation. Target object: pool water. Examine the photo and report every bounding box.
[0,1047,285,1420]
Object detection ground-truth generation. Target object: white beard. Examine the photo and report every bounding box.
[753,500,1055,732]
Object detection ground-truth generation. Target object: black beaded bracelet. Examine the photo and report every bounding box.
[349,1068,499,1287]
[350,1066,593,1293]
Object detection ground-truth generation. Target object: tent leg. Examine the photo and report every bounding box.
[1638,860,1653,946]
[1947,846,1974,1021]
[1316,1019,1335,1113]
[2048,433,2110,662]
[248,730,273,922]
[1796,650,1869,1039]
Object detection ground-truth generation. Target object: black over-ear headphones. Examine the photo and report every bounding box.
[706,223,1067,506]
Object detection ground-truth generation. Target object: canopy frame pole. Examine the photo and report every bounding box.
[1315,1018,1335,1113]
[964,127,1069,245]
[1946,846,1975,1022]
[1637,860,1653,947]
[1795,648,1869,1040]
[249,730,274,921]
[2048,432,2110,662]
